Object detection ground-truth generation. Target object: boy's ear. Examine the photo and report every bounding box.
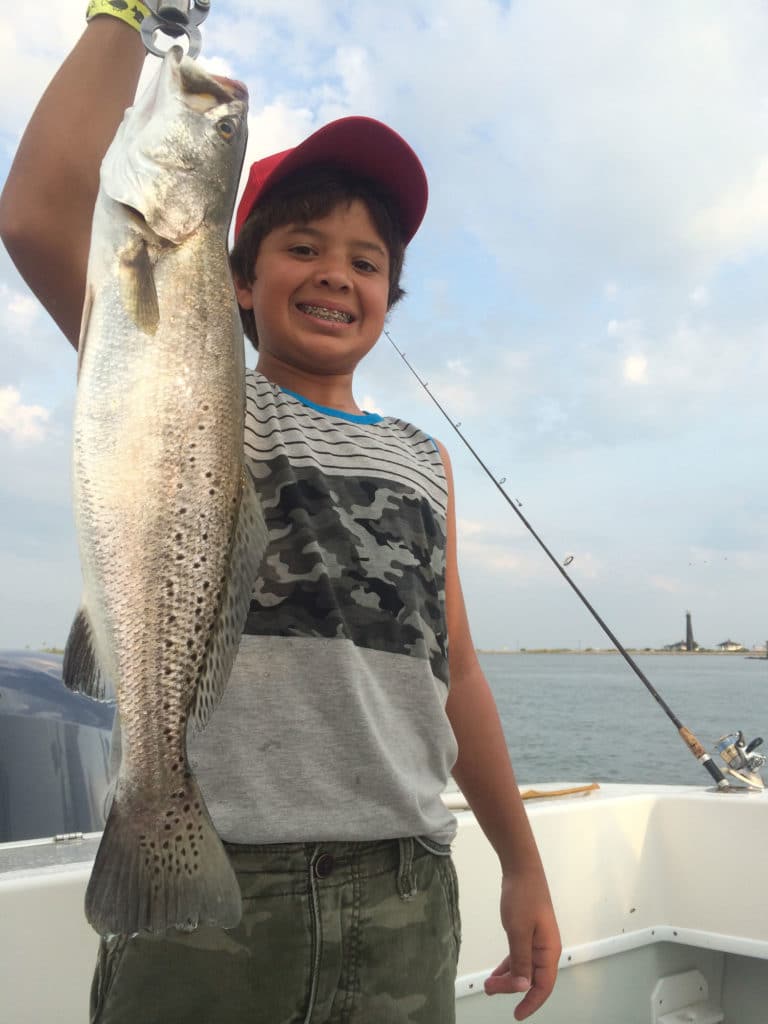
[233,275,254,310]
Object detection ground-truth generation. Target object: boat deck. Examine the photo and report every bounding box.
[2,783,767,1023]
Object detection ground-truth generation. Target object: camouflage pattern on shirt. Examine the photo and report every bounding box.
[242,373,450,687]
[243,454,449,686]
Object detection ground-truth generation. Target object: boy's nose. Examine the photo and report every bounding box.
[313,264,351,291]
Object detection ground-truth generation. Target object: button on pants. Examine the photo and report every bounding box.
[90,838,461,1023]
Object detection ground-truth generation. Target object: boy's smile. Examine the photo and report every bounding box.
[235,200,391,406]
[296,302,354,324]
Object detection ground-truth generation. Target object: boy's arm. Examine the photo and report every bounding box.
[0,16,146,347]
[437,440,561,1021]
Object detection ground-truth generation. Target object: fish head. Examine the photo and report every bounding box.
[101,47,249,245]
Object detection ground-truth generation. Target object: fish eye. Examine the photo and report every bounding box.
[216,118,237,141]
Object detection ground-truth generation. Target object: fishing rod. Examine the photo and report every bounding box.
[385,329,765,791]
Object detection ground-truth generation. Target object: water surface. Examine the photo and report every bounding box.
[482,653,768,786]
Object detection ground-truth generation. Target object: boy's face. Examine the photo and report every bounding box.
[235,199,391,378]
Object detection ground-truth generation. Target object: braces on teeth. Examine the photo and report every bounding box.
[300,304,352,323]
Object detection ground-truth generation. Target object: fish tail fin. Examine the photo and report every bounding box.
[85,776,241,936]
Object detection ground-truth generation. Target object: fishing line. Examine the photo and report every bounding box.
[384,329,729,789]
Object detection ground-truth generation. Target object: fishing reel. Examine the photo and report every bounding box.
[142,1,211,59]
[713,731,766,790]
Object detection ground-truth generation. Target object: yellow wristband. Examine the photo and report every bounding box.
[86,0,151,31]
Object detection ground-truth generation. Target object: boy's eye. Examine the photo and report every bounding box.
[289,244,315,256]
[354,259,378,273]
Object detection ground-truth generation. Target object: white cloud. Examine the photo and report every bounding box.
[689,285,710,307]
[0,386,50,443]
[607,319,643,341]
[197,55,236,80]
[455,517,600,581]
[690,156,768,257]
[359,394,384,416]
[0,283,39,333]
[447,358,470,377]
[648,575,683,594]
[245,102,316,161]
[457,518,487,540]
[623,354,648,384]
[333,46,374,109]
[0,7,81,137]
[412,371,480,420]
[533,399,567,433]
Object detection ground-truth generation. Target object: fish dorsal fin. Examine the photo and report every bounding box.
[119,237,160,335]
[63,604,115,701]
[191,469,268,732]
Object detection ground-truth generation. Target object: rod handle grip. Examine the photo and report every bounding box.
[702,757,729,787]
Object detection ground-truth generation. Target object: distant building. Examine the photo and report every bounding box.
[664,611,700,652]
[716,639,746,652]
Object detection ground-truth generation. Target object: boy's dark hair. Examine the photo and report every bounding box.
[230,165,407,348]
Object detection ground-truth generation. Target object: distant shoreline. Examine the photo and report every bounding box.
[476,648,766,656]
[31,646,768,659]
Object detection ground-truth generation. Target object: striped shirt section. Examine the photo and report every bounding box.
[245,372,448,518]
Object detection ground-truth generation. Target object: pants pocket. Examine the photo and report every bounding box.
[435,855,462,962]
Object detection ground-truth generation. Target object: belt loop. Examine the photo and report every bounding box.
[397,837,417,901]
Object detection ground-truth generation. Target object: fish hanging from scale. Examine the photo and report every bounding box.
[64,47,267,937]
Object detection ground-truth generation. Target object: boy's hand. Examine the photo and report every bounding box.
[484,867,561,1020]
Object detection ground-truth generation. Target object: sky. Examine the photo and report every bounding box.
[1,1,768,652]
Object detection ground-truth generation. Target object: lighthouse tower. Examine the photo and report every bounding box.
[686,611,696,652]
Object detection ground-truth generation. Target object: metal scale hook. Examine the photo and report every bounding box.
[141,0,211,59]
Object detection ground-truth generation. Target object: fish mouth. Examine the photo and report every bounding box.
[133,48,248,127]
[297,303,355,324]
[211,74,248,104]
[173,50,249,108]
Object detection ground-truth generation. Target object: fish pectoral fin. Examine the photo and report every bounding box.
[191,468,268,733]
[119,239,160,335]
[63,605,114,701]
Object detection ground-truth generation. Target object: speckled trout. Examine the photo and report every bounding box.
[63,49,265,936]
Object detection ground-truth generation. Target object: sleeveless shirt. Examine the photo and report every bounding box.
[187,370,458,845]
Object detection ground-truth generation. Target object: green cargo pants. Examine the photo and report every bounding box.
[90,837,461,1023]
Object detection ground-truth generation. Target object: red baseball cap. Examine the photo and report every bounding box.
[234,116,428,243]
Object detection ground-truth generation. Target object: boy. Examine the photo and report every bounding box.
[0,7,560,1023]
